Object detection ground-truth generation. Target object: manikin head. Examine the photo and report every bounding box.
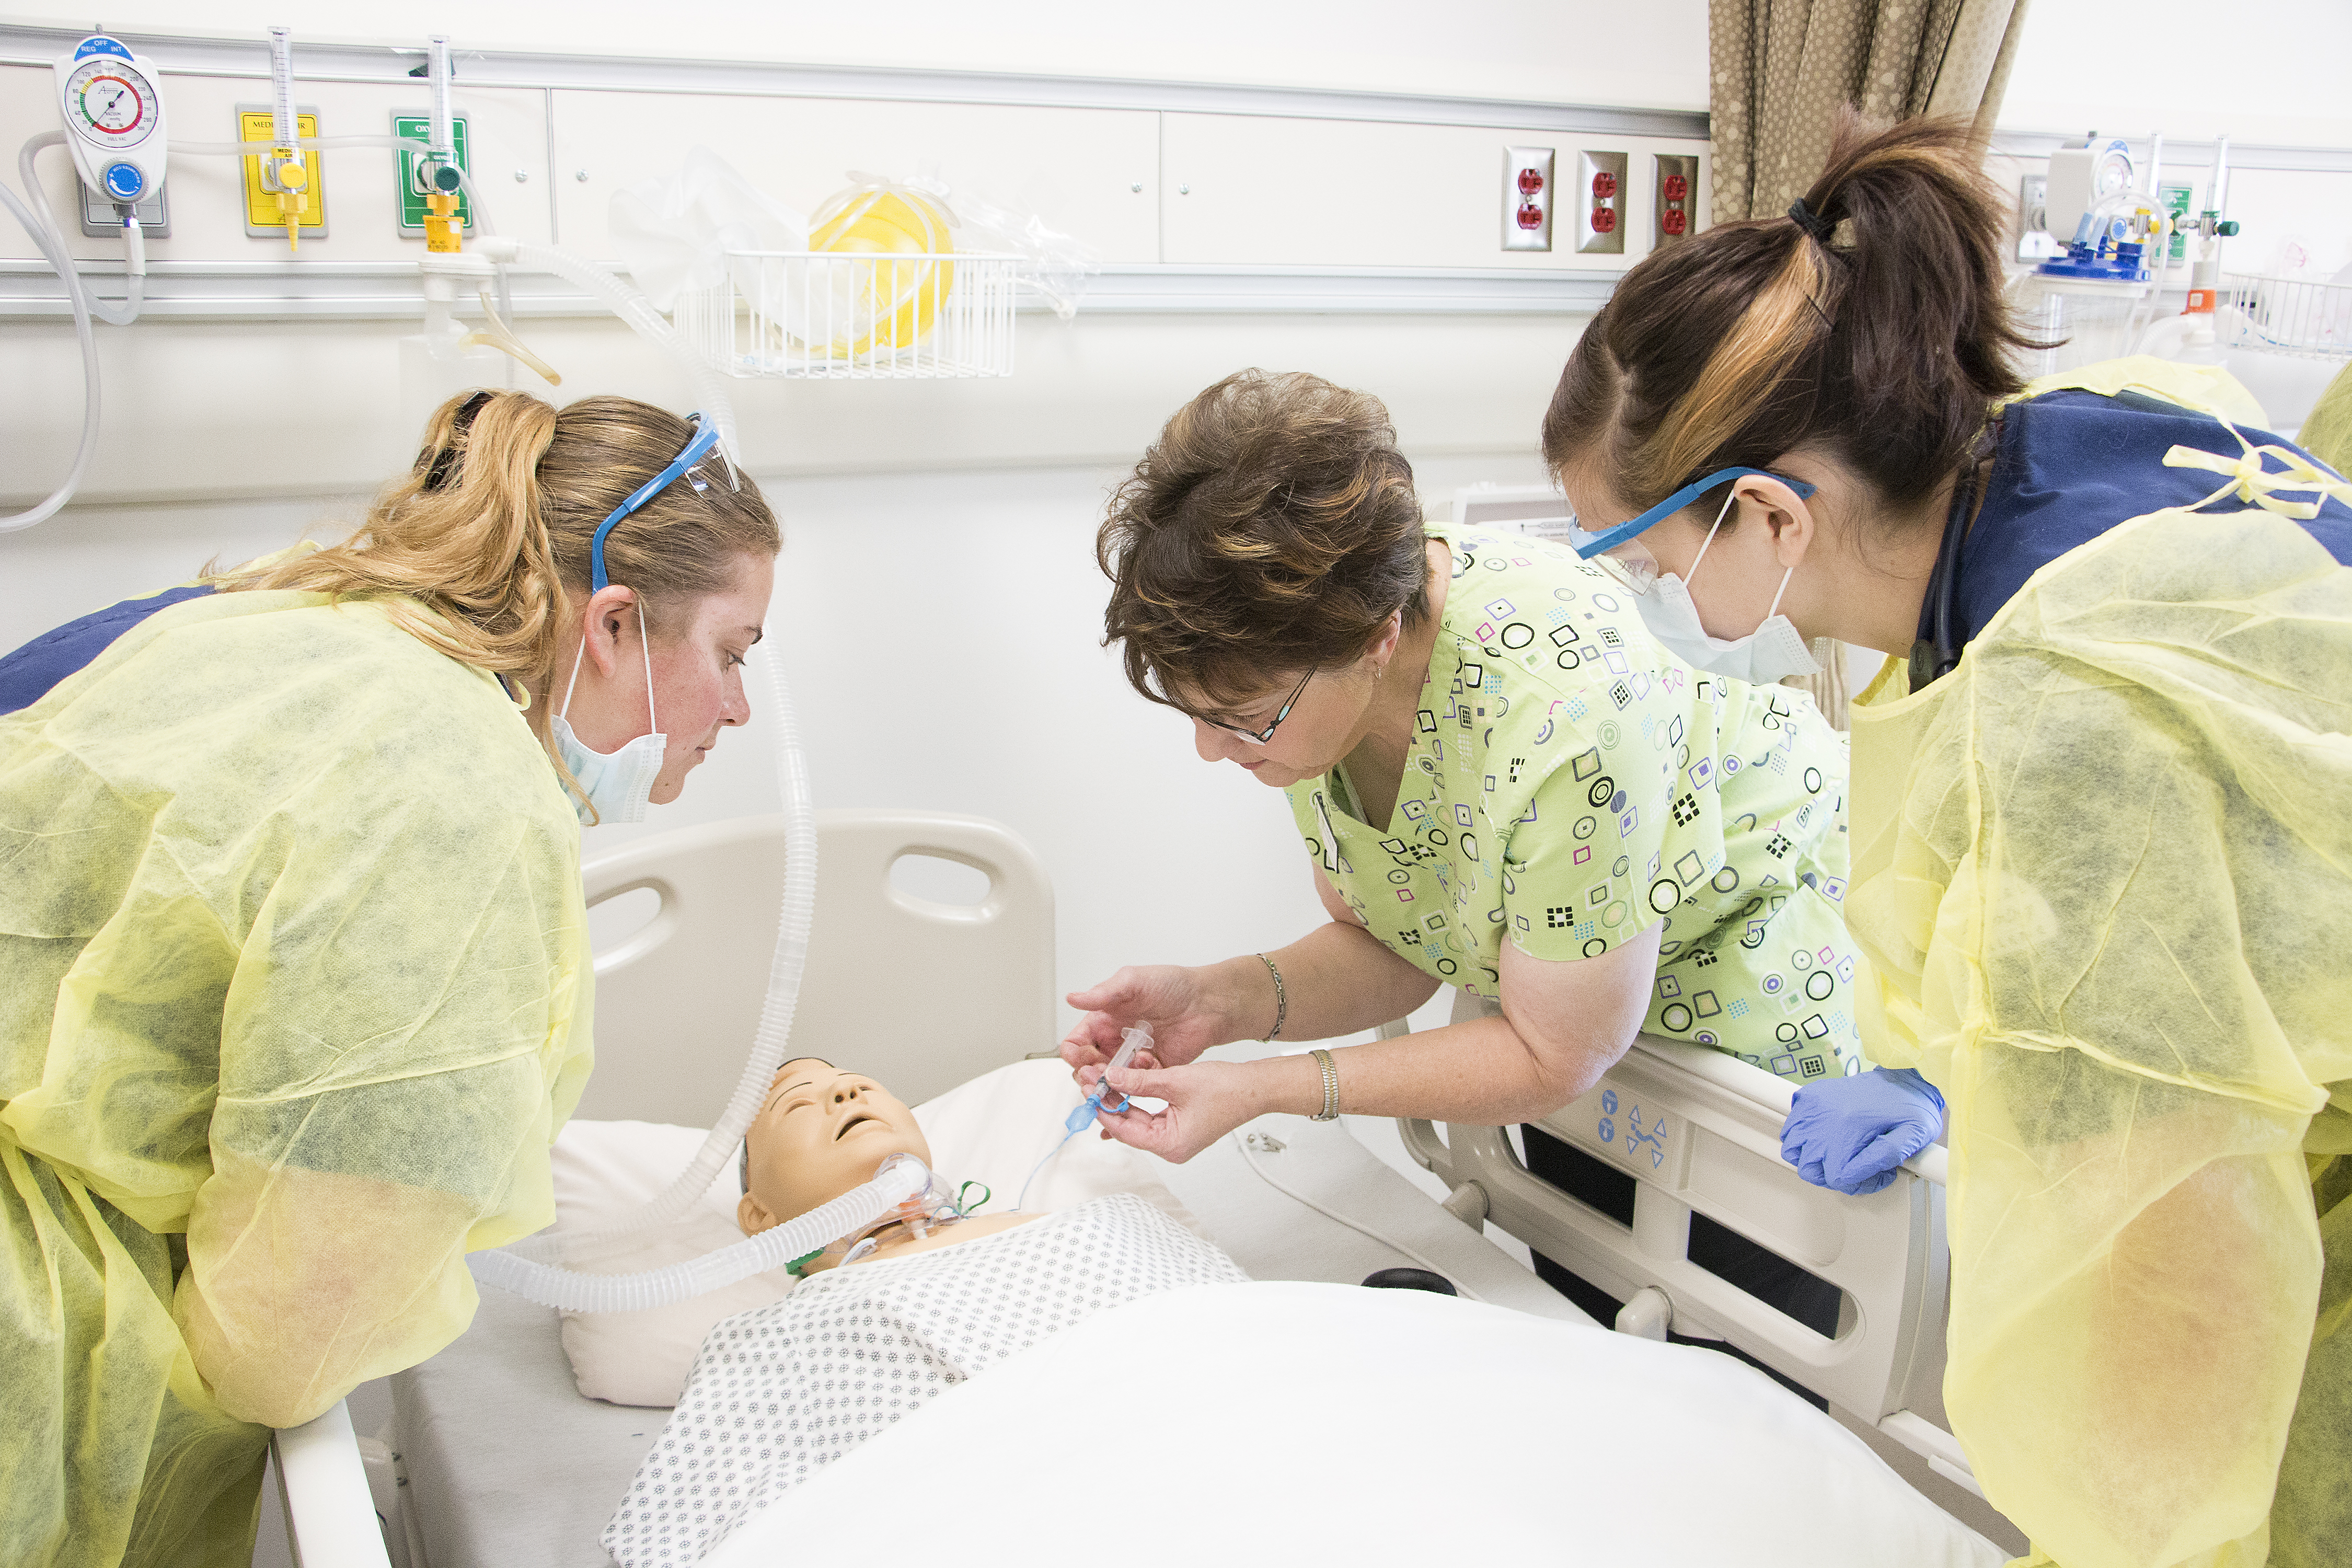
[737,1059,931,1237]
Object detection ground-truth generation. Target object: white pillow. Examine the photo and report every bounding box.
[548,1057,1203,1406]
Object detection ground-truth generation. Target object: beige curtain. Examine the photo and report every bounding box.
[1710,0,2033,724]
[1709,0,2034,225]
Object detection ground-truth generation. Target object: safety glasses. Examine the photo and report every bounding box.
[589,413,739,592]
[1201,665,1316,747]
[1567,466,1817,595]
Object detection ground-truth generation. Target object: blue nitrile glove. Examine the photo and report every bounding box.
[1780,1067,1945,1196]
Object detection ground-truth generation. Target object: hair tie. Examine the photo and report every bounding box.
[418,389,495,493]
[1786,197,1836,246]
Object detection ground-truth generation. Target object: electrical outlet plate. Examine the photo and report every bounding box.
[237,105,327,240]
[393,110,471,237]
[78,181,167,238]
[1653,153,1696,248]
[1576,150,1627,255]
[1502,145,1554,252]
[2016,173,2059,262]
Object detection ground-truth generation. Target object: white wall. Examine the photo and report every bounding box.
[13,1,1711,109]
[2000,0,2352,151]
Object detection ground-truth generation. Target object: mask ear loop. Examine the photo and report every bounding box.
[558,595,659,736]
[1689,482,1799,629]
[637,598,658,735]
[1684,485,1743,586]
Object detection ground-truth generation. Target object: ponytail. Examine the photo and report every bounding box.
[213,390,779,773]
[1545,110,2045,523]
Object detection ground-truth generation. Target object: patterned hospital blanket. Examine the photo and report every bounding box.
[603,1193,1246,1565]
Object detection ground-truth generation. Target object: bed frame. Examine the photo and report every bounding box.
[271,809,1997,1564]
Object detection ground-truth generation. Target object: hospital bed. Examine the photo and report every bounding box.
[269,809,2017,1566]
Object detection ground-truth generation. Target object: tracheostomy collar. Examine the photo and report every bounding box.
[552,597,665,825]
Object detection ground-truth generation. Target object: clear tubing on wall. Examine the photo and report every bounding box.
[0,140,100,533]
[473,237,740,460]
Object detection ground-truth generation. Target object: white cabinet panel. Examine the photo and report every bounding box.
[549,92,1159,263]
[1162,112,1707,271]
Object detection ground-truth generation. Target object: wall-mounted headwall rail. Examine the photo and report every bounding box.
[0,21,1708,320]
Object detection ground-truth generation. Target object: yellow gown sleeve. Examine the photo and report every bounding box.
[1853,507,2352,1568]
[173,790,591,1428]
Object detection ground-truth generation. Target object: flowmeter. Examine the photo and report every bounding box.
[54,34,169,207]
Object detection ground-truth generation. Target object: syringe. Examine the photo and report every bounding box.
[1021,1024,1154,1210]
[1064,1024,1152,1133]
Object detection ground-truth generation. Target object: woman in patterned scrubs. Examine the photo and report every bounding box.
[1060,369,1862,1163]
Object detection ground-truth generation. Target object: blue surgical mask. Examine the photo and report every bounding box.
[552,599,666,825]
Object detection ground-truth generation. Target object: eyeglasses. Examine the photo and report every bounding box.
[1565,466,1817,595]
[589,412,740,592]
[1200,666,1316,747]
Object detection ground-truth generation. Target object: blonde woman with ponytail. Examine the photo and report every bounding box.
[1548,110,2350,1568]
[0,390,779,1568]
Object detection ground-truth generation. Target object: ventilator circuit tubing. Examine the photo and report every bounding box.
[472,236,741,461]
[470,1153,921,1313]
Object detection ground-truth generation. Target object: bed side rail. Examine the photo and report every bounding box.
[1395,1029,1976,1494]
[272,1400,393,1568]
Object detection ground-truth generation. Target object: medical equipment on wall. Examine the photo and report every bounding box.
[470,1152,943,1311]
[1,29,538,533]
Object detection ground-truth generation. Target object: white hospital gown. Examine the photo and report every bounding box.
[603,1193,1246,1566]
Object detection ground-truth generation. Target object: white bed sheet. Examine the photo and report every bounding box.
[707,1282,2006,1568]
[392,1114,1589,1568]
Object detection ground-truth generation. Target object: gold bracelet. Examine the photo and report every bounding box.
[1255,952,1287,1042]
[1309,1047,1340,1122]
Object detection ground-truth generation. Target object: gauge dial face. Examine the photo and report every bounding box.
[64,60,157,148]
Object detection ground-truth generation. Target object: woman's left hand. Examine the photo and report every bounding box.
[1091,1059,1261,1165]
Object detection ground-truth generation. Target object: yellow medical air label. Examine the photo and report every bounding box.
[238,111,324,231]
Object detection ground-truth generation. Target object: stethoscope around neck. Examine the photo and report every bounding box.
[1908,435,1999,693]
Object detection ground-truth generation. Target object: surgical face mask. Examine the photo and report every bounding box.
[551,599,666,825]
[1628,490,1821,684]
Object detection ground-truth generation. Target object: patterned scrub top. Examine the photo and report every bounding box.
[1285,525,1865,1084]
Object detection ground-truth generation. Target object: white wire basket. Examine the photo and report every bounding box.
[2223,272,2352,360]
[674,250,1018,379]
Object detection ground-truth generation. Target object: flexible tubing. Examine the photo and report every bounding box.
[470,1173,883,1312]
[169,136,495,236]
[475,237,740,460]
[17,133,141,328]
[0,156,99,533]
[556,638,814,1243]
[1232,1131,1488,1304]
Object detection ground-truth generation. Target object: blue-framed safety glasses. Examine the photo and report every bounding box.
[589,413,737,591]
[1567,466,1816,593]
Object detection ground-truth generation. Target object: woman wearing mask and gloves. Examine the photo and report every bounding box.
[1549,111,2349,1568]
[1063,368,1865,1177]
[0,391,777,1568]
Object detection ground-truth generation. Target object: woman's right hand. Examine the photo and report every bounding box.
[1059,964,1240,1079]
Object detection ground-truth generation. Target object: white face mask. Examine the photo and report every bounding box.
[1632,491,1821,684]
[551,599,666,825]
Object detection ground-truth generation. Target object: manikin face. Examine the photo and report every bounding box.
[737,1059,931,1235]
[559,551,776,805]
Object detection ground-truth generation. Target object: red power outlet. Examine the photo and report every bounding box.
[1662,210,1687,236]
[1663,173,1689,202]
[1516,202,1544,230]
[1518,168,1545,198]
[1592,206,1617,234]
[1592,170,1619,200]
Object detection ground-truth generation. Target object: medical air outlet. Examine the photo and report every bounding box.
[55,35,168,215]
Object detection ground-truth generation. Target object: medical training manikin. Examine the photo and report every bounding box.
[602,1059,1246,1566]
